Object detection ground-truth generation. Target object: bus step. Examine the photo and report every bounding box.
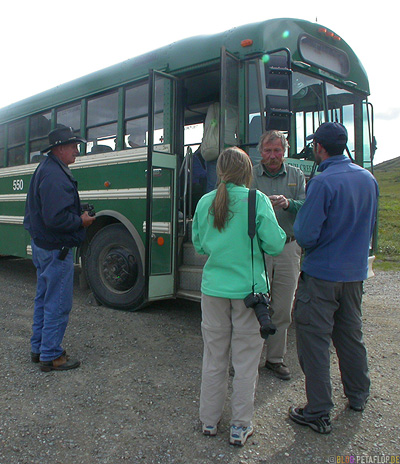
[182,242,208,266]
[176,289,201,302]
[178,264,203,292]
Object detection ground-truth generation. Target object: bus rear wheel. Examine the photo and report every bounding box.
[85,223,145,310]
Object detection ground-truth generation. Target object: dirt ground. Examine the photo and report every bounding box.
[0,257,399,464]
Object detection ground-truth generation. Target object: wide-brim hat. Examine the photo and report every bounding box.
[41,125,87,153]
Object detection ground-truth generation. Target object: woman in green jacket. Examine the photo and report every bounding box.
[192,147,286,446]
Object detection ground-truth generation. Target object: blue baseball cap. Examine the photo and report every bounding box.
[306,122,348,145]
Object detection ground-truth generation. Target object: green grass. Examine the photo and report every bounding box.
[373,167,400,271]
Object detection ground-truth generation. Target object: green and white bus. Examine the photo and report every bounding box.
[0,18,376,310]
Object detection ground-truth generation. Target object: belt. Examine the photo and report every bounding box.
[285,236,296,244]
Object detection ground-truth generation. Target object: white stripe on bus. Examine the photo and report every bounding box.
[142,222,171,234]
[0,215,24,224]
[0,146,172,178]
[0,187,170,202]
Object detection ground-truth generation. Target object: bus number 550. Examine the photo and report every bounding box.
[12,179,24,191]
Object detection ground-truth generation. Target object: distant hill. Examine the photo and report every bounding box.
[372,156,399,270]
[374,156,400,172]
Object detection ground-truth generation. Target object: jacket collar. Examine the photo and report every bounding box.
[255,162,287,178]
[318,154,349,172]
[48,152,77,184]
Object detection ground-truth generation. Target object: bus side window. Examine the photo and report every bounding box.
[126,117,148,149]
[30,112,51,162]
[7,119,26,166]
[8,147,25,166]
[124,81,149,150]
[0,126,4,167]
[87,91,118,154]
[56,103,82,152]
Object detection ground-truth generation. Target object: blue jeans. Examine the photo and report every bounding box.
[31,241,74,361]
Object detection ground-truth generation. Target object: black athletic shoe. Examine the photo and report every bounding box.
[288,406,332,434]
[348,398,368,412]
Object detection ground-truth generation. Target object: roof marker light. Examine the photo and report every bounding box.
[241,39,253,47]
[318,27,342,41]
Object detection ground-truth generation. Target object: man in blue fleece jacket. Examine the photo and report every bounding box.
[289,122,379,434]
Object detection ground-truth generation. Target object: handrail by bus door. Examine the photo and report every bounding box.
[178,145,194,238]
[366,101,376,173]
[366,100,378,255]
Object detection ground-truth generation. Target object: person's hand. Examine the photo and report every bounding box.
[81,211,96,228]
[268,195,289,210]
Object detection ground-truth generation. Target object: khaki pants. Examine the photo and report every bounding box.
[199,294,264,427]
[264,240,301,363]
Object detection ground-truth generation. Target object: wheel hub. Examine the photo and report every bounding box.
[101,248,138,291]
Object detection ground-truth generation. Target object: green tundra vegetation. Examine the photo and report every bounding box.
[373,157,400,271]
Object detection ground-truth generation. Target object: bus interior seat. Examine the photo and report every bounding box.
[89,145,112,154]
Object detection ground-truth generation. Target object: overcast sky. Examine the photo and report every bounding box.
[1,0,398,165]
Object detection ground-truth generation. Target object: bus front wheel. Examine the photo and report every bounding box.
[85,223,145,310]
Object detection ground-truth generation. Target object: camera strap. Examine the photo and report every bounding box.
[248,189,270,294]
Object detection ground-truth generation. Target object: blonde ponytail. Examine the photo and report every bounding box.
[209,147,252,231]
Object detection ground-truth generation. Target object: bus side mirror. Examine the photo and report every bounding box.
[265,95,291,132]
[264,52,293,132]
[265,55,291,90]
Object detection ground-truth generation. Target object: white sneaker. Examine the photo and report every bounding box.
[229,425,254,446]
[202,424,217,436]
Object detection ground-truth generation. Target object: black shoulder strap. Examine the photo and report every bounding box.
[248,188,270,294]
[248,188,256,240]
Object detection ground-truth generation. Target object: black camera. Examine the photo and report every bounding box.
[244,292,276,339]
[81,203,96,217]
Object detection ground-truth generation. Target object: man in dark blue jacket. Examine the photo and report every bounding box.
[24,125,96,372]
[289,122,379,434]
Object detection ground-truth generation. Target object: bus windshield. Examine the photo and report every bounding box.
[247,60,373,175]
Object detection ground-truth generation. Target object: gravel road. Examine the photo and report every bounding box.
[0,257,399,464]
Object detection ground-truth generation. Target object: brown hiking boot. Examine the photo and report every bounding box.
[265,361,291,380]
[40,354,80,372]
[31,350,68,364]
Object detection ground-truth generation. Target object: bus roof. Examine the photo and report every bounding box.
[0,18,369,124]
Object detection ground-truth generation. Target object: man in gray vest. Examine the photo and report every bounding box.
[252,130,305,380]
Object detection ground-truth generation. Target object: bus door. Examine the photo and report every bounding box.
[145,70,178,301]
[220,47,240,153]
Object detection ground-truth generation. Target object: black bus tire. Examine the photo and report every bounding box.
[84,223,145,311]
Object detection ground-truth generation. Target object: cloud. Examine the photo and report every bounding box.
[375,108,400,121]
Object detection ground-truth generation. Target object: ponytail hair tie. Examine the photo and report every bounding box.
[220,180,227,184]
